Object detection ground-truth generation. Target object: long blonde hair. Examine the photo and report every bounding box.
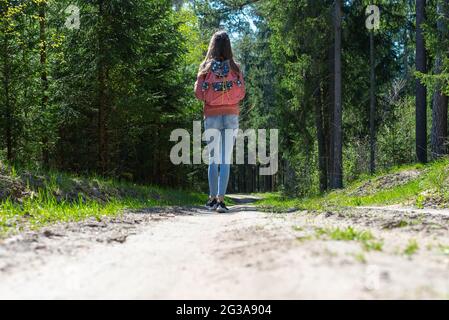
[198,31,240,76]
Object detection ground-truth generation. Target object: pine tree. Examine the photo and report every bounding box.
[331,0,343,189]
[416,0,428,163]
[431,0,449,158]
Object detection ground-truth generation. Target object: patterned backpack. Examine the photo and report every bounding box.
[195,60,245,106]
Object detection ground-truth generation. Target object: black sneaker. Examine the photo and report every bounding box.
[216,201,229,213]
[205,198,218,210]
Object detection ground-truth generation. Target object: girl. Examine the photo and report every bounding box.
[194,31,246,213]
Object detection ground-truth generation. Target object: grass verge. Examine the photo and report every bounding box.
[255,158,449,212]
[0,167,208,237]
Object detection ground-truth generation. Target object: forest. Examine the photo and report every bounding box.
[3,0,449,301]
[1,0,448,197]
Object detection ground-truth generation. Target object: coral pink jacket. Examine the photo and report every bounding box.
[194,69,245,117]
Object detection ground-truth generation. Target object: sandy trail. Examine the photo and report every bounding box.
[1,195,449,299]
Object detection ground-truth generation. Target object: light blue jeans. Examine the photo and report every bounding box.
[204,115,239,198]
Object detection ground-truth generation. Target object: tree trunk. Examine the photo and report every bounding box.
[315,83,328,192]
[327,28,334,189]
[2,11,13,162]
[431,0,449,158]
[369,31,376,174]
[98,0,109,173]
[331,0,343,189]
[39,2,50,167]
[416,0,428,163]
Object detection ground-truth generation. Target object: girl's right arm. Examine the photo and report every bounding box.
[194,74,206,101]
[236,71,246,101]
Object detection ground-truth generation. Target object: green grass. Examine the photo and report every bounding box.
[438,244,449,255]
[396,220,410,228]
[362,239,384,252]
[353,252,367,263]
[315,226,383,252]
[315,226,373,241]
[404,239,419,256]
[255,158,449,211]
[0,169,208,236]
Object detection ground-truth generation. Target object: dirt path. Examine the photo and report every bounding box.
[1,195,449,299]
